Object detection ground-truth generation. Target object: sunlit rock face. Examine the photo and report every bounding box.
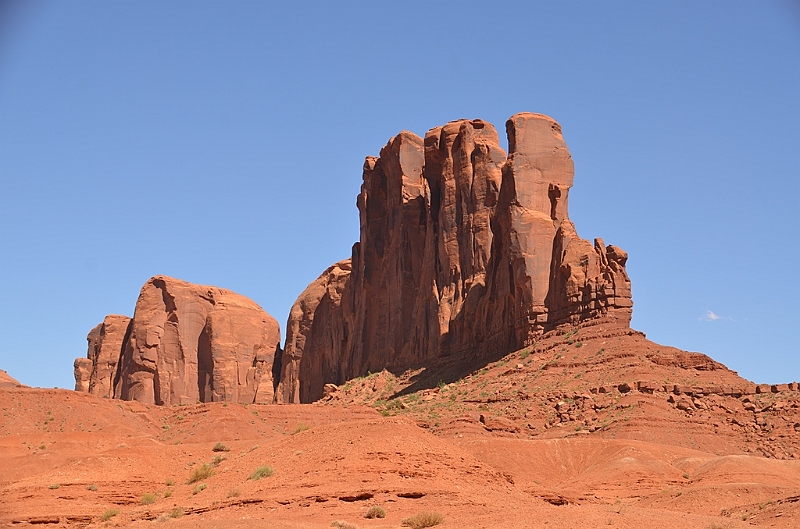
[75,276,281,405]
[276,113,632,403]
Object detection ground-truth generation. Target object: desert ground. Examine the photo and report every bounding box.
[2,324,799,528]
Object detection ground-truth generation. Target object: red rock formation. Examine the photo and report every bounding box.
[80,315,131,397]
[276,261,352,404]
[75,276,281,405]
[0,369,25,389]
[276,113,633,403]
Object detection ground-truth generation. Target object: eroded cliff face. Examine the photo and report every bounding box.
[276,113,633,402]
[74,276,281,405]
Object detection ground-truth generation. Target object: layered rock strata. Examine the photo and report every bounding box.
[277,113,632,403]
[74,276,281,405]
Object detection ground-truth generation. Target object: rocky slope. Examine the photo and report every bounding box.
[277,113,633,403]
[74,276,281,405]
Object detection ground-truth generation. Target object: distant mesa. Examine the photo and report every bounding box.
[0,369,25,389]
[74,275,281,405]
[276,112,632,403]
[75,113,633,406]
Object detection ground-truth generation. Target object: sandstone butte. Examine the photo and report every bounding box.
[275,112,632,403]
[74,113,632,406]
[74,276,281,405]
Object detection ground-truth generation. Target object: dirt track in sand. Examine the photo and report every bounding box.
[3,326,800,528]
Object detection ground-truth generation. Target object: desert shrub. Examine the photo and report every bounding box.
[192,483,207,495]
[163,490,172,498]
[227,488,241,498]
[291,423,310,435]
[365,505,386,519]
[169,506,184,518]
[212,442,230,452]
[100,508,118,521]
[87,484,98,491]
[48,483,60,490]
[165,478,175,486]
[249,465,274,480]
[402,511,445,528]
[212,455,226,466]
[331,521,359,529]
[140,492,156,505]
[187,463,215,484]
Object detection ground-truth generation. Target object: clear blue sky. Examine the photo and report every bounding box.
[1,1,798,388]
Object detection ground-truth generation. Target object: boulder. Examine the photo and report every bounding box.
[277,113,633,402]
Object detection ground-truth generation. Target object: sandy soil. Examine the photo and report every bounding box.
[2,324,799,528]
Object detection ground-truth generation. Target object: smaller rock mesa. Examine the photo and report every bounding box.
[74,276,281,406]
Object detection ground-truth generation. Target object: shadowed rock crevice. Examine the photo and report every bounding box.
[276,113,634,403]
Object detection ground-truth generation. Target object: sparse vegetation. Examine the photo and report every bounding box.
[402,511,444,528]
[100,508,119,521]
[87,484,98,491]
[227,488,241,498]
[140,492,156,505]
[291,423,310,435]
[250,465,274,480]
[48,483,60,489]
[212,455,226,466]
[212,442,230,452]
[187,463,215,484]
[163,490,172,498]
[169,506,184,518]
[365,505,386,519]
[165,478,175,486]
[331,521,359,529]
[192,483,207,494]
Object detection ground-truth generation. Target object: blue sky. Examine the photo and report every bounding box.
[1,1,798,388]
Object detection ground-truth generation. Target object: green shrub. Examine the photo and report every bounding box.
[402,511,445,528]
[187,463,215,484]
[249,465,274,480]
[100,508,118,521]
[365,505,386,519]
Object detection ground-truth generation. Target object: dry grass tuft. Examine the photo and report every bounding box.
[187,463,215,484]
[100,508,119,521]
[249,464,274,480]
[364,505,386,519]
[291,423,311,434]
[402,511,445,528]
[331,521,359,529]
